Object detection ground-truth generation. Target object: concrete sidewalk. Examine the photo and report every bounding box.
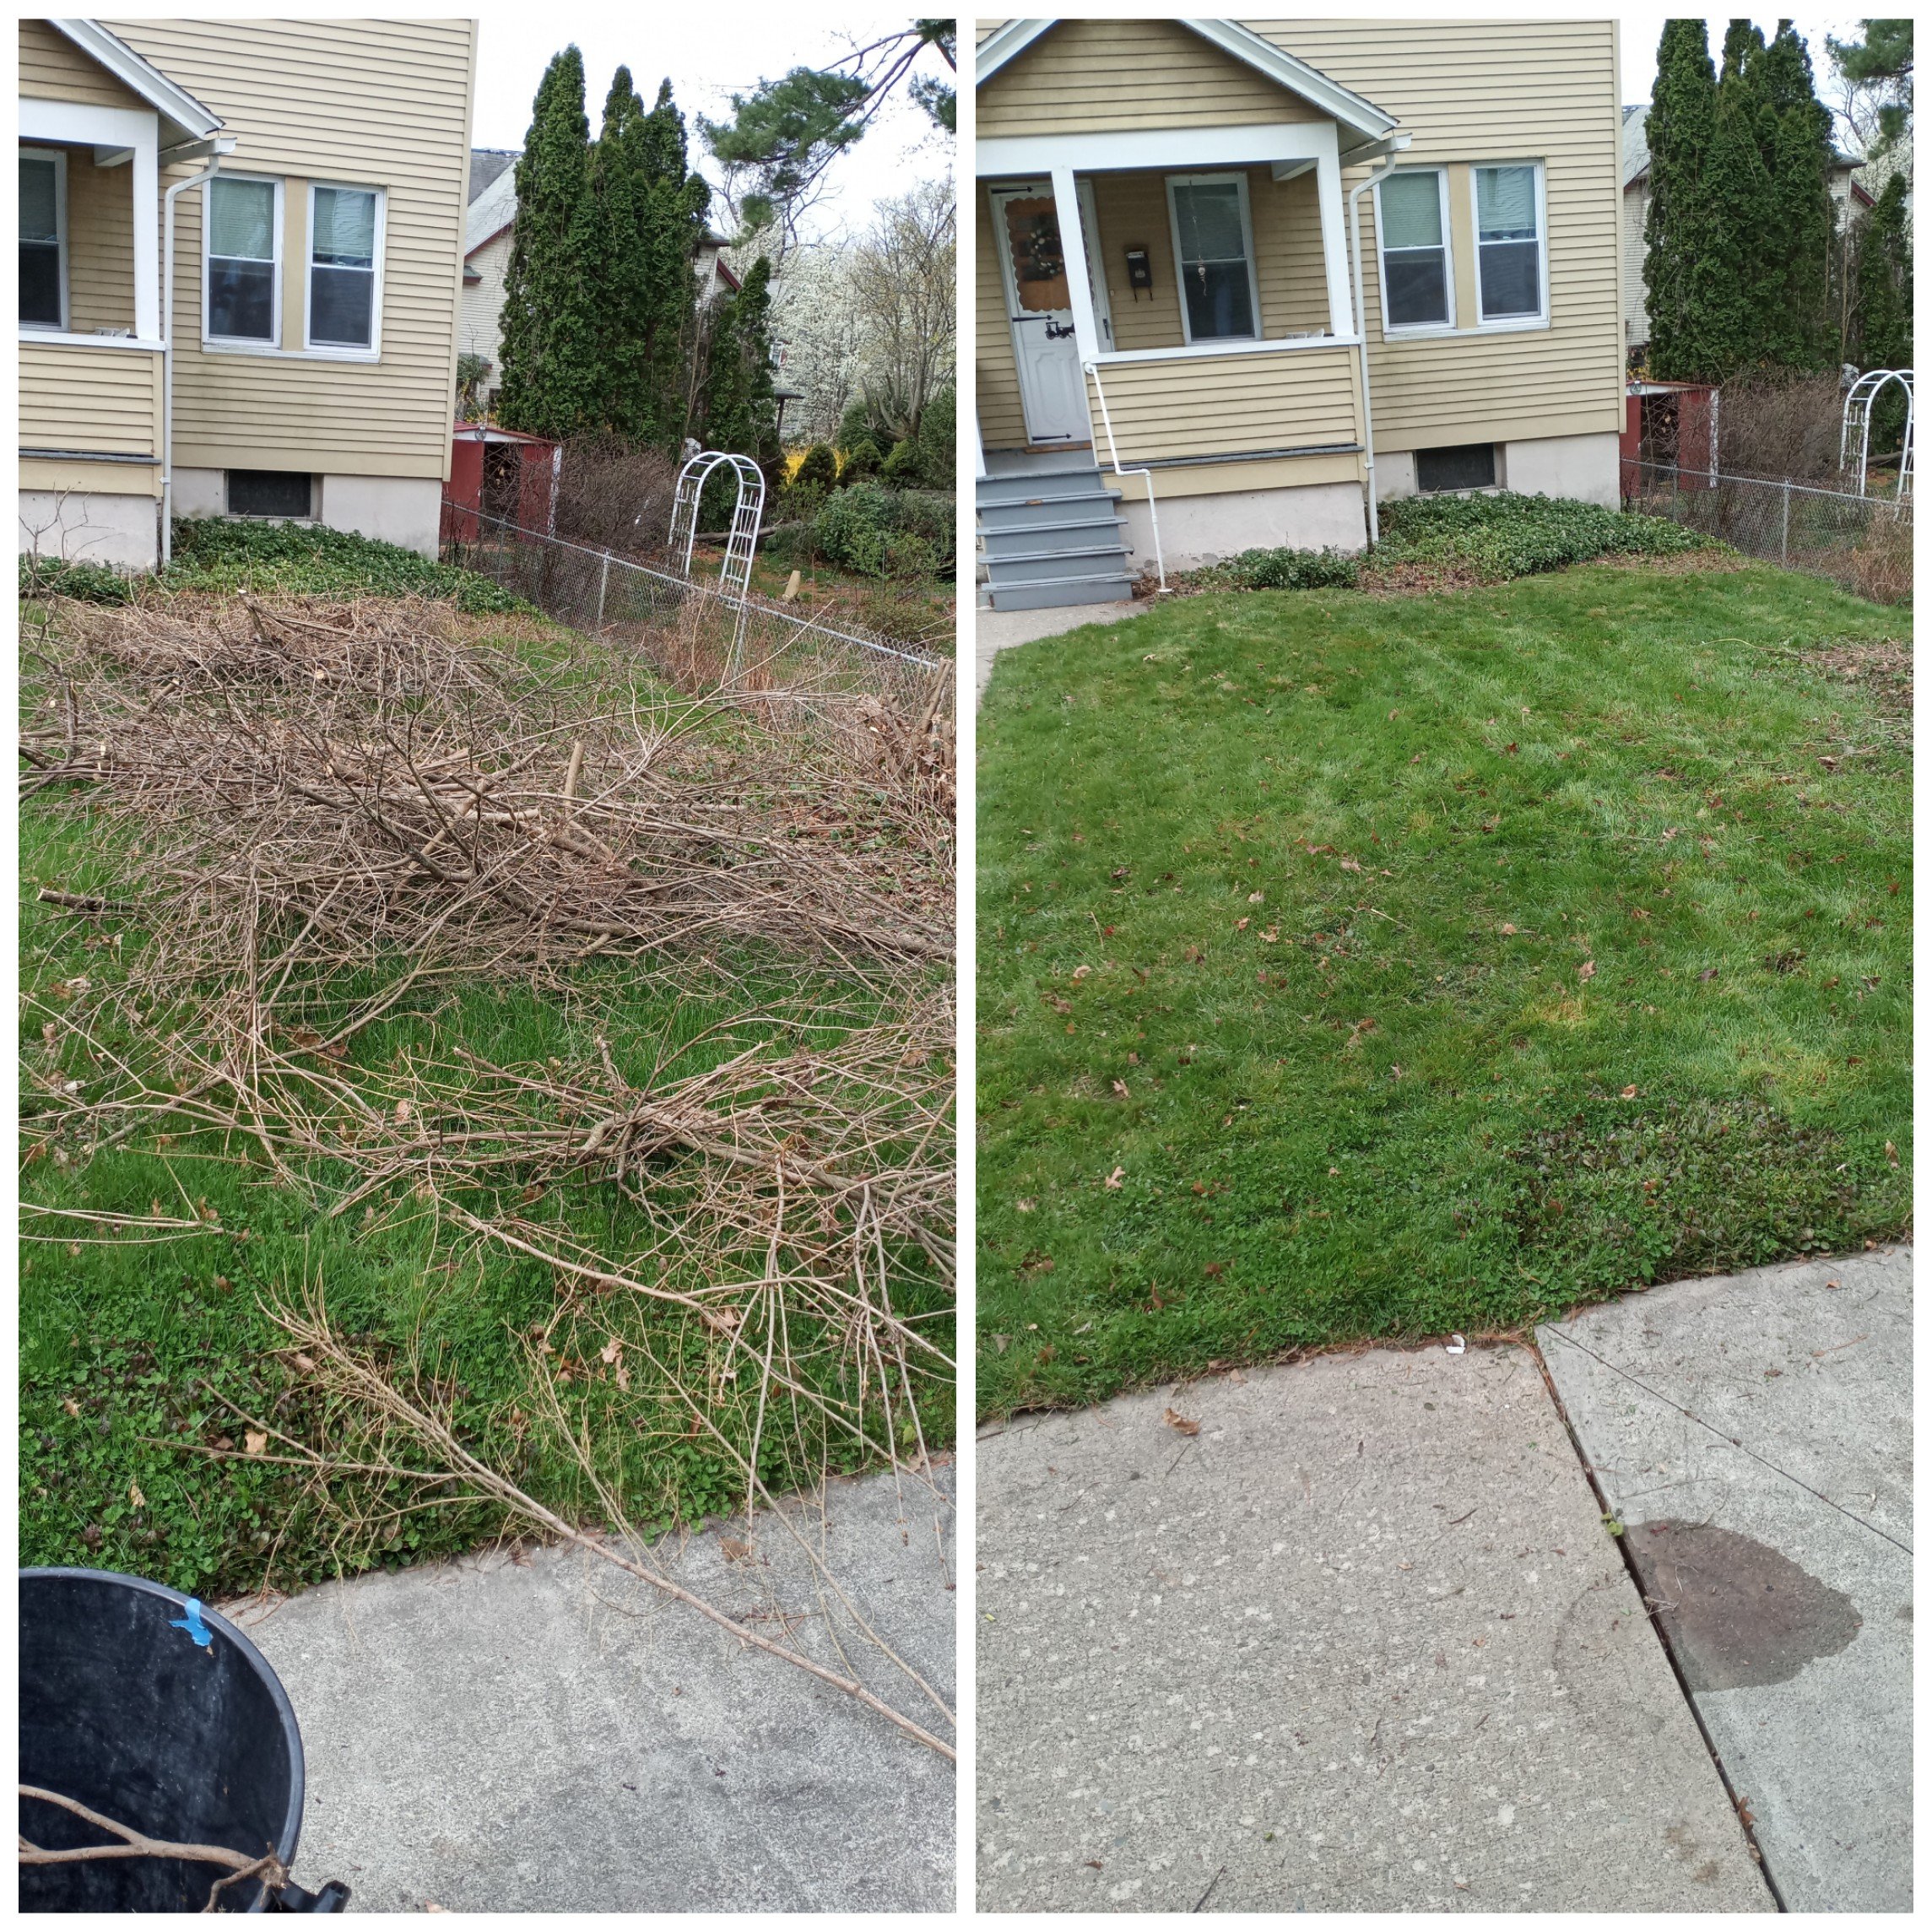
[977,1345,1772,1912]
[1541,1247,1912,1913]
[228,1464,955,1913]
[976,598,1147,703]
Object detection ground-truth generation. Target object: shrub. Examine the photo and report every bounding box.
[165,517,527,614]
[1374,490,1713,582]
[840,437,885,485]
[1193,546,1361,592]
[18,554,138,605]
[552,434,678,555]
[793,441,839,495]
[881,437,923,484]
[914,386,955,490]
[810,482,954,579]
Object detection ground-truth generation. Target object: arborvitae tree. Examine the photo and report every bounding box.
[698,254,779,462]
[1705,21,1777,372]
[1852,170,1913,369]
[495,47,603,438]
[587,69,651,440]
[1756,23,1836,371]
[1644,22,1726,380]
[635,79,713,449]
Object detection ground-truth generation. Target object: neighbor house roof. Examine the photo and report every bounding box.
[976,17,1398,151]
[48,18,222,145]
[465,160,519,258]
[468,147,518,203]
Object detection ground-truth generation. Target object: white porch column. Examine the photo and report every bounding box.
[1312,127,1352,339]
[132,124,160,340]
[1048,165,1102,366]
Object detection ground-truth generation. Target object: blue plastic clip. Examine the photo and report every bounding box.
[170,1599,214,1649]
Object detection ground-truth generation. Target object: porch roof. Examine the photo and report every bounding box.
[44,19,222,148]
[976,19,1397,154]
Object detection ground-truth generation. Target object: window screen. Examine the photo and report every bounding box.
[227,470,312,518]
[1476,166,1541,320]
[310,186,378,348]
[20,155,62,327]
[208,178,276,341]
[1171,180,1256,341]
[1379,173,1448,328]
[1415,444,1497,493]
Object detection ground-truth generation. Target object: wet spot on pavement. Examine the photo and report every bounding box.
[1627,1520,1861,1691]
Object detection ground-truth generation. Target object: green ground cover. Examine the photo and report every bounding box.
[977,558,1909,1415]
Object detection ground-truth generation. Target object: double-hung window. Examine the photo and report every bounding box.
[20,149,67,329]
[1166,173,1260,344]
[307,184,382,352]
[207,175,279,344]
[1376,170,1452,331]
[1474,164,1545,323]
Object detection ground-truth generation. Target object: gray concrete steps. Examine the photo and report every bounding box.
[977,457,1134,611]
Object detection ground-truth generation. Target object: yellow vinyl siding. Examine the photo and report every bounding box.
[62,144,138,333]
[20,340,161,462]
[976,187,1028,448]
[106,17,474,480]
[980,18,1325,137]
[977,19,1624,464]
[1084,344,1360,465]
[1261,18,1623,452]
[1087,166,1329,352]
[19,19,146,109]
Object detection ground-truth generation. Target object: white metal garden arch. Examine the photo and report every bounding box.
[1839,369,1913,499]
[668,450,766,600]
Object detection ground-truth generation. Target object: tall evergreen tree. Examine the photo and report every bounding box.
[587,69,651,440]
[495,47,603,438]
[1645,21,1725,380]
[634,79,712,448]
[1705,21,1777,371]
[1852,170,1913,369]
[697,253,779,465]
[1756,23,1836,371]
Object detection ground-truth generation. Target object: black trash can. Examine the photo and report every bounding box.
[19,1568,347,1913]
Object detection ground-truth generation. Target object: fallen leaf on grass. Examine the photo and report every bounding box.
[244,1431,268,1458]
[128,1482,145,1508]
[1499,923,1518,935]
[1578,961,1596,982]
[1112,1079,1130,1099]
[1164,1407,1201,1437]
[1103,1166,1125,1190]
[1235,917,1250,931]
[1015,1198,1036,1213]
[1621,1085,1638,1099]
[1247,891,1264,904]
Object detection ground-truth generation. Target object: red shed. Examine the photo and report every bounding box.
[1622,380,1718,496]
[443,424,561,543]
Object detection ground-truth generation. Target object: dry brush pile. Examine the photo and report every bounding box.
[21,589,956,1755]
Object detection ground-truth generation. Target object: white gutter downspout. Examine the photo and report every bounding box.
[1345,133,1410,548]
[161,138,236,566]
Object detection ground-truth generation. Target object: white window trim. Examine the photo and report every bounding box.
[202,170,284,349]
[302,180,386,360]
[1374,165,1456,338]
[1165,170,1264,347]
[1469,160,1550,331]
[19,146,70,333]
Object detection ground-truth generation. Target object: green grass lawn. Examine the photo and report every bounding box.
[21,590,951,1597]
[977,560,1910,1416]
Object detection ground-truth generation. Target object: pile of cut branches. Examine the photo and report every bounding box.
[21,589,955,1756]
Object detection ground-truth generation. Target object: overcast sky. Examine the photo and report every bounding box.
[469,8,954,241]
[1617,14,1865,110]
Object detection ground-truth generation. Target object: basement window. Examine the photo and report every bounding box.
[1415,444,1497,493]
[227,470,313,519]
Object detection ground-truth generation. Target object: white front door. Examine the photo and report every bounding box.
[990,182,1090,446]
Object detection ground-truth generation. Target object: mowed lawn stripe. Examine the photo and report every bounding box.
[977,562,1909,1415]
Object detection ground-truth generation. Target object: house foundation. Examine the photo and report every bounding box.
[19,487,160,571]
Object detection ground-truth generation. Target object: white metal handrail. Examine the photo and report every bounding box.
[1083,360,1167,593]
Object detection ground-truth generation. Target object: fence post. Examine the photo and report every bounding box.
[1780,481,1790,566]
[596,552,609,632]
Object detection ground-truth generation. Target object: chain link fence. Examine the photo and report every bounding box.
[444,506,954,722]
[1623,461,1911,605]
